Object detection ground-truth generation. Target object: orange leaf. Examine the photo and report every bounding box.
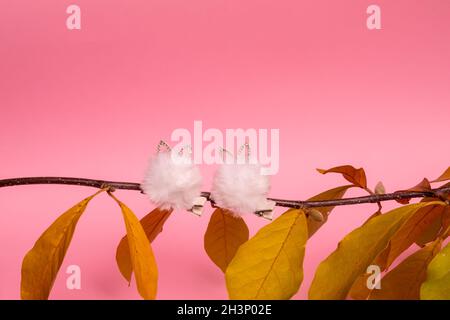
[431,167,450,183]
[438,206,450,238]
[116,208,172,283]
[368,239,442,300]
[395,178,431,204]
[204,208,249,272]
[109,193,158,300]
[419,182,450,204]
[415,206,448,246]
[317,165,367,189]
[408,178,432,192]
[21,190,103,300]
[382,203,446,268]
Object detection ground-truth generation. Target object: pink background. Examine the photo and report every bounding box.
[1,0,449,299]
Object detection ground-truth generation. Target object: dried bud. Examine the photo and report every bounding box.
[308,208,324,222]
[374,181,386,195]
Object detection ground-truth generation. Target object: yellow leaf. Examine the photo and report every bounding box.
[421,242,450,299]
[306,185,353,237]
[317,165,367,189]
[369,239,442,300]
[432,166,450,183]
[308,202,440,300]
[362,211,383,225]
[226,209,308,299]
[21,190,103,300]
[204,208,249,273]
[109,193,158,300]
[116,208,172,283]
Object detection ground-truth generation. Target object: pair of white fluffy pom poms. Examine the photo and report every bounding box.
[141,147,272,216]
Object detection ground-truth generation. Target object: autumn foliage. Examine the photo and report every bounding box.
[16,165,450,300]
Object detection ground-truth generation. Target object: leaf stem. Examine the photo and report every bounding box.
[1,177,449,209]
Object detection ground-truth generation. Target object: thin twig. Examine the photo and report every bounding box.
[0,177,449,209]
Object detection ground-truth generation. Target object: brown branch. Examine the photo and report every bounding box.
[1,177,449,209]
[0,177,142,191]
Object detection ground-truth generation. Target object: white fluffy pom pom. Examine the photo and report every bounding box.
[141,151,202,211]
[211,162,271,216]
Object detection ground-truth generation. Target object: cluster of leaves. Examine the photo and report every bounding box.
[21,191,158,299]
[20,166,450,300]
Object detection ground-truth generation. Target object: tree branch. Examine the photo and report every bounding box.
[1,177,448,209]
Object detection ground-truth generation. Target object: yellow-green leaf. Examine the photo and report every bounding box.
[116,208,172,283]
[204,208,249,273]
[309,202,440,300]
[421,242,450,299]
[226,209,308,299]
[369,239,442,300]
[109,193,158,300]
[21,190,103,300]
[432,167,450,183]
[306,185,353,237]
[317,165,367,189]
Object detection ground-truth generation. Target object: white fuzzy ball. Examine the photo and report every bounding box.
[211,162,271,216]
[141,151,202,211]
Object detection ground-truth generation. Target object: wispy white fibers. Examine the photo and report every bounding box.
[211,161,271,216]
[141,150,202,211]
